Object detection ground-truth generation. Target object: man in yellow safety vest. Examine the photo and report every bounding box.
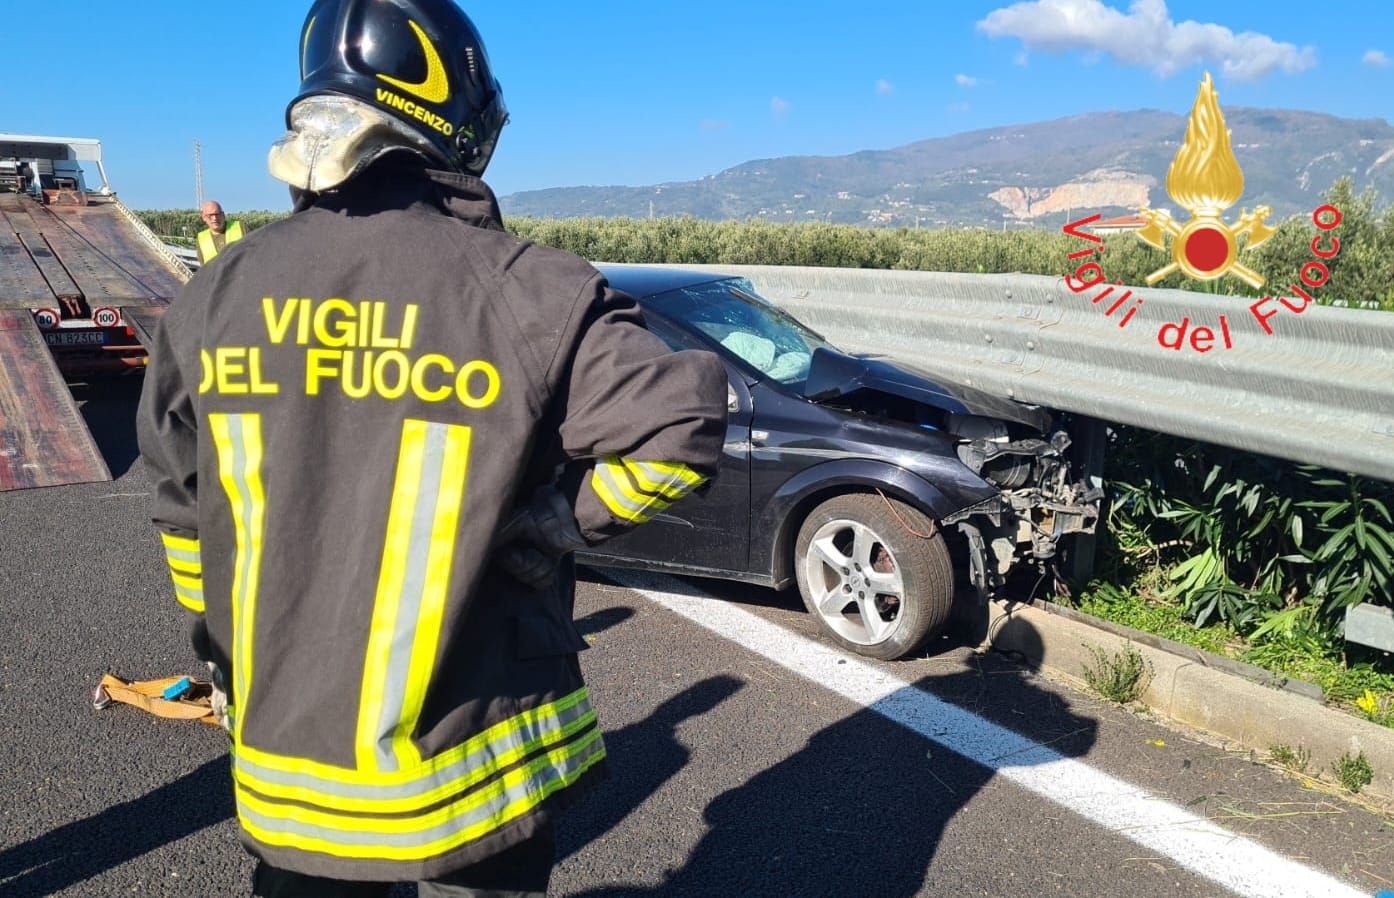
[196,200,244,263]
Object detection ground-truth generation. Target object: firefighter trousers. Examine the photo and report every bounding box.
[250,822,555,897]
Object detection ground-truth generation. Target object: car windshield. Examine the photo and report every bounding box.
[646,278,833,387]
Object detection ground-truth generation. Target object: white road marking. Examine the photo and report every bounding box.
[608,570,1365,898]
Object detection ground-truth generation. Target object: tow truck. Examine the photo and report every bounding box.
[0,134,191,491]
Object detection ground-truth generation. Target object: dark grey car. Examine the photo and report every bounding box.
[578,265,1101,659]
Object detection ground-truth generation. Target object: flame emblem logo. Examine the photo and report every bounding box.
[1136,73,1276,287]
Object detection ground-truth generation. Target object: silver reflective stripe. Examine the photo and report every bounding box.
[237,728,605,850]
[163,545,201,568]
[594,461,669,521]
[626,460,701,498]
[374,423,450,773]
[174,583,205,609]
[236,693,597,805]
[217,415,260,715]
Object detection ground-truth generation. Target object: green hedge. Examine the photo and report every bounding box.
[134,178,1394,311]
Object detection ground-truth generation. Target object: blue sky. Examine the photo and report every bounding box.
[1,0,1387,212]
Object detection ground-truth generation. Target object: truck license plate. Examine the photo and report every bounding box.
[44,330,108,346]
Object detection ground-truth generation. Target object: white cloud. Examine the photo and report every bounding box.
[771,96,791,122]
[699,119,729,132]
[955,73,978,87]
[876,79,895,96]
[1364,49,1390,67]
[949,101,972,113]
[977,0,1315,81]
[1014,51,1030,66]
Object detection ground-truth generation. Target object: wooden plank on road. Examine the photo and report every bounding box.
[0,310,111,491]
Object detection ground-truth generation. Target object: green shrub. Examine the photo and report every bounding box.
[1096,425,1394,639]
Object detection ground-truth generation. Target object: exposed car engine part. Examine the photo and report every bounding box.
[945,414,1101,598]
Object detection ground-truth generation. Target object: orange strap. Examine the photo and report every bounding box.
[94,673,219,725]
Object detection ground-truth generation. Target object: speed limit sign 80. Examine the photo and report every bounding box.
[33,308,60,330]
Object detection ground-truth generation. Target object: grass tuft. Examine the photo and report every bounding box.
[1080,643,1154,705]
[1331,750,1374,794]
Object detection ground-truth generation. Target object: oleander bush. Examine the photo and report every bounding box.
[1090,425,1394,635]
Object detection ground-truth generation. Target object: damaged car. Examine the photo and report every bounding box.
[580,265,1102,660]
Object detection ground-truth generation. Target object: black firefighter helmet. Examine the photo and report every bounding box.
[294,0,508,177]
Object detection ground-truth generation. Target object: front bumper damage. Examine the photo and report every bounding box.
[943,429,1103,597]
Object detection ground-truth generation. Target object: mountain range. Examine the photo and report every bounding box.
[498,108,1394,229]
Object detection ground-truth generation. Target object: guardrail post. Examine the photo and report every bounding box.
[1345,603,1394,653]
[1065,414,1107,587]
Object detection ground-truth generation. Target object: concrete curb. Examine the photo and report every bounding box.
[981,599,1394,802]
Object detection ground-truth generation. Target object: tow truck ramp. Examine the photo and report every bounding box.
[0,310,111,490]
[0,134,187,492]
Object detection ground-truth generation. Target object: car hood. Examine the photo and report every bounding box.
[801,347,1053,432]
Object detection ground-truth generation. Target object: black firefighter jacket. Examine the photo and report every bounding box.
[136,160,728,881]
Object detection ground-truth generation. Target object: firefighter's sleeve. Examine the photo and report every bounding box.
[555,280,728,544]
[135,310,205,621]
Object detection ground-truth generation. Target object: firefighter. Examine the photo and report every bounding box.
[195,199,245,263]
[135,0,727,894]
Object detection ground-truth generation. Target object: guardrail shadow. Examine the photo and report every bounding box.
[558,618,1096,897]
[0,755,233,898]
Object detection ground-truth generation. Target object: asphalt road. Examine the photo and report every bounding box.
[1,384,1390,897]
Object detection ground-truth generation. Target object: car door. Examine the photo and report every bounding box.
[584,318,753,576]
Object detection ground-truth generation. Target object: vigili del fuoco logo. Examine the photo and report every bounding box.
[1061,72,1342,354]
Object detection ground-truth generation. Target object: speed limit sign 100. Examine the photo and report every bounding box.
[92,307,120,328]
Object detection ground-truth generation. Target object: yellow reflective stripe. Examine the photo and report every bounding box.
[358,421,472,773]
[358,422,425,772]
[227,220,244,242]
[235,691,593,797]
[593,456,695,524]
[165,534,205,611]
[165,555,202,576]
[171,569,205,612]
[198,230,216,260]
[301,16,316,79]
[161,532,202,577]
[605,464,671,510]
[590,465,652,523]
[174,585,205,614]
[622,458,704,500]
[235,726,604,860]
[170,570,202,591]
[160,532,200,554]
[235,697,596,814]
[633,458,704,488]
[210,413,266,745]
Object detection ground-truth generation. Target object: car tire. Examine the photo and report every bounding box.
[794,493,954,660]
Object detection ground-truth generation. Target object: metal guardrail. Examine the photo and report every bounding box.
[669,265,1394,483]
[161,242,201,271]
[110,198,193,282]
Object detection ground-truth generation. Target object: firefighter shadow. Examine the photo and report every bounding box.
[0,755,233,898]
[562,623,1097,897]
[556,674,746,868]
